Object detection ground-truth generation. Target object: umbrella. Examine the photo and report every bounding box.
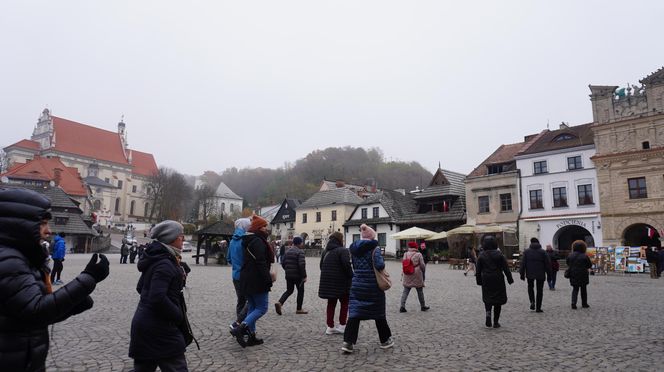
[446,224,480,236]
[476,224,516,234]
[425,231,448,241]
[390,227,436,240]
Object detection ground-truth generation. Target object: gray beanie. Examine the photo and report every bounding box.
[151,220,184,244]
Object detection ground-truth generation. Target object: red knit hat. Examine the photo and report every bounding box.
[407,241,418,249]
[248,215,268,233]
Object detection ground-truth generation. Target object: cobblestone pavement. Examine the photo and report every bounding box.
[46,255,663,371]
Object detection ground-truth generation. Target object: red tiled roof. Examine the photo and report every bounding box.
[130,149,158,177]
[468,142,526,178]
[5,139,40,151]
[517,123,594,156]
[1,156,88,196]
[52,116,129,165]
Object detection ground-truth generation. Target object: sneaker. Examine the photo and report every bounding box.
[582,304,590,308]
[399,307,407,313]
[535,309,544,313]
[341,342,354,354]
[325,327,336,335]
[333,324,345,334]
[296,309,308,314]
[274,302,282,315]
[421,306,430,312]
[380,337,394,349]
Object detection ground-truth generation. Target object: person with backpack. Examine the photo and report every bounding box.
[319,231,353,335]
[275,237,308,315]
[399,241,429,313]
[475,235,513,328]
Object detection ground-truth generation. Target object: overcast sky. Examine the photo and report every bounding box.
[1,1,663,176]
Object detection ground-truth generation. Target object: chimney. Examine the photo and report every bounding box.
[53,168,63,186]
[559,122,569,129]
[335,180,345,188]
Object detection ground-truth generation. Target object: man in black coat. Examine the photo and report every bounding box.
[275,236,308,315]
[519,238,551,312]
[0,187,109,371]
[319,232,353,334]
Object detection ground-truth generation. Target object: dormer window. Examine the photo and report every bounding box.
[553,133,577,142]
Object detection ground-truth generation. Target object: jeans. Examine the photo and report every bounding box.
[244,292,269,333]
[278,279,305,310]
[527,278,545,310]
[133,354,188,372]
[400,287,426,308]
[547,271,557,289]
[571,285,588,306]
[51,259,63,282]
[343,318,391,344]
[326,296,349,328]
[232,280,248,323]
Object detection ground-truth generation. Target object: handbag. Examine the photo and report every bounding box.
[372,247,391,291]
[564,268,570,278]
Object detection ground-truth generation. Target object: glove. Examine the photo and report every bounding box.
[83,253,110,283]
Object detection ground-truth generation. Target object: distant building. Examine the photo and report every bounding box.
[194,177,244,220]
[270,198,301,241]
[295,188,363,246]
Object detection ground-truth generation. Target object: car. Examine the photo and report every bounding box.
[182,241,193,252]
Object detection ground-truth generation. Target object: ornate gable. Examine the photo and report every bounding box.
[639,66,664,86]
[428,167,449,187]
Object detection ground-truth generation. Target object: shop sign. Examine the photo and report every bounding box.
[555,219,588,230]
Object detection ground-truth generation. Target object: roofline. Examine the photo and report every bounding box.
[41,149,132,169]
[514,143,595,160]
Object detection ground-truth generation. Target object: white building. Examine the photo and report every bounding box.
[195,177,244,220]
[516,123,602,252]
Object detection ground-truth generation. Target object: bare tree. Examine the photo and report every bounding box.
[195,184,217,225]
[145,167,193,222]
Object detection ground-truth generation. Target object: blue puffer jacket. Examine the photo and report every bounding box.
[51,235,66,260]
[228,227,245,281]
[348,239,386,320]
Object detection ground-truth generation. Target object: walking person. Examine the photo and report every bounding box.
[519,238,551,312]
[464,245,477,277]
[275,236,308,315]
[129,220,192,371]
[129,243,138,264]
[50,232,66,284]
[0,187,109,371]
[475,236,513,328]
[228,218,251,332]
[232,215,274,347]
[546,245,560,289]
[567,240,592,309]
[120,242,129,264]
[278,241,286,264]
[342,224,393,354]
[319,231,353,335]
[400,241,429,312]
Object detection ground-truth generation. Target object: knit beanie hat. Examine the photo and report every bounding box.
[151,220,184,244]
[293,236,303,245]
[360,224,376,240]
[248,215,268,233]
[329,231,344,244]
[407,241,418,249]
[234,217,251,231]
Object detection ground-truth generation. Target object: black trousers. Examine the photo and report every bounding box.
[232,280,248,322]
[278,279,304,310]
[343,318,391,344]
[51,259,63,282]
[484,303,502,323]
[571,285,588,306]
[527,278,545,310]
[133,355,188,372]
[121,254,128,264]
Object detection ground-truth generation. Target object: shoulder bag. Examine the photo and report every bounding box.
[372,247,391,291]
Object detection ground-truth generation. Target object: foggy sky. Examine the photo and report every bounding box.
[1,1,663,176]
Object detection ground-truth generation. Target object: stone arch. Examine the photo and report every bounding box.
[553,225,595,251]
[622,223,661,247]
[616,216,662,241]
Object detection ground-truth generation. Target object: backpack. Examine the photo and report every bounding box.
[402,252,416,275]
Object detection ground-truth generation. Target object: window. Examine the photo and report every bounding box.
[628,177,647,199]
[361,208,368,219]
[642,141,650,149]
[114,198,121,213]
[352,234,360,242]
[105,177,110,184]
[144,203,149,217]
[331,210,337,221]
[316,211,321,222]
[377,233,386,247]
[488,163,508,175]
[54,217,69,225]
[567,156,582,170]
[553,187,567,208]
[500,193,512,212]
[117,180,123,190]
[221,202,225,212]
[93,200,102,210]
[553,133,576,142]
[577,185,594,205]
[130,200,135,215]
[373,207,379,218]
[478,196,490,213]
[289,222,294,229]
[132,185,137,193]
[533,161,548,174]
[87,164,98,177]
[302,213,307,223]
[230,204,235,212]
[529,190,543,209]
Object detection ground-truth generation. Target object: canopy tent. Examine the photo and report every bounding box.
[446,224,480,235]
[476,224,516,234]
[390,226,436,240]
[425,231,448,241]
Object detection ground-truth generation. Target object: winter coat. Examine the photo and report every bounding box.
[51,234,66,260]
[121,243,129,256]
[566,251,592,287]
[228,227,245,281]
[0,187,96,371]
[282,246,306,281]
[645,248,658,263]
[476,249,514,305]
[519,243,551,281]
[318,238,353,299]
[239,233,273,295]
[129,241,186,360]
[402,248,425,288]
[348,239,386,320]
[547,251,560,272]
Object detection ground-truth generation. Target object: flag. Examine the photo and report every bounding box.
[646,227,655,239]
[442,200,449,212]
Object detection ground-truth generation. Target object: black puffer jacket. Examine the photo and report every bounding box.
[519,243,552,280]
[566,251,592,287]
[318,237,353,299]
[282,246,306,281]
[0,188,96,371]
[476,249,514,305]
[240,233,273,295]
[129,241,186,360]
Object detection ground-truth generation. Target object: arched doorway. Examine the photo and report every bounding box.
[554,225,595,252]
[622,223,661,247]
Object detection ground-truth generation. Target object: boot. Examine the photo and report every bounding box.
[247,332,264,346]
[230,322,249,348]
[485,310,492,327]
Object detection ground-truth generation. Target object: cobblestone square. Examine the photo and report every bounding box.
[46,255,663,371]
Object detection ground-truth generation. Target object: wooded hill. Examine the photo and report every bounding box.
[201,147,433,208]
